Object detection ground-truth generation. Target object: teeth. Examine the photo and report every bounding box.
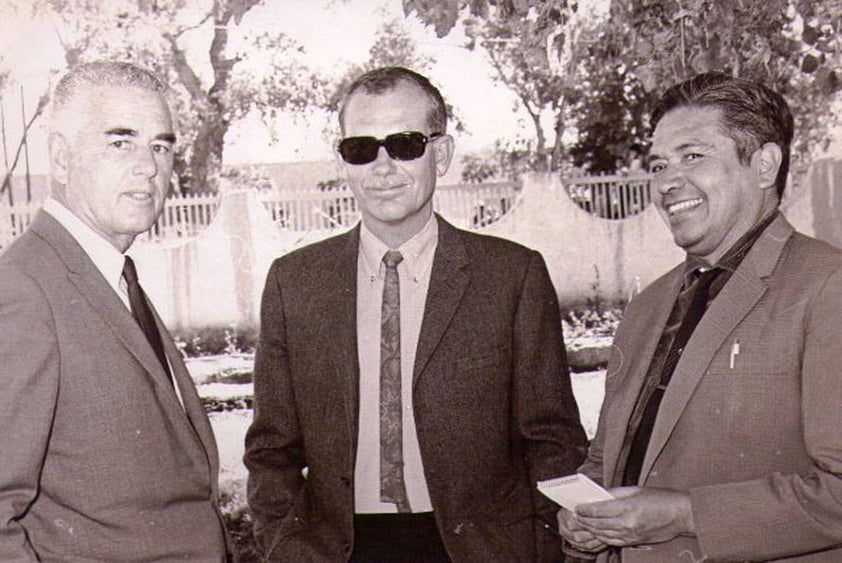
[667,198,703,215]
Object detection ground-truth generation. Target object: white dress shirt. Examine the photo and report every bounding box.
[43,198,130,308]
[354,215,438,513]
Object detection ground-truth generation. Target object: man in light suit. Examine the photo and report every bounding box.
[558,72,842,561]
[0,62,229,560]
[244,66,587,561]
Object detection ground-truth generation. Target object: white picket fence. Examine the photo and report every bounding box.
[1,175,657,251]
[0,194,223,251]
[562,173,653,220]
[0,200,39,251]
[258,182,520,232]
[141,192,220,242]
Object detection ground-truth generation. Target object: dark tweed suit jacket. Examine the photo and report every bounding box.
[245,216,587,562]
[0,211,228,561]
[580,215,842,562]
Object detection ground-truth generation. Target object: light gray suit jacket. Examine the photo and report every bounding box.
[581,215,842,562]
[0,211,228,561]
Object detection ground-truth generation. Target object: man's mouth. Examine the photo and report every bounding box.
[666,198,703,216]
[123,192,156,205]
[366,182,408,192]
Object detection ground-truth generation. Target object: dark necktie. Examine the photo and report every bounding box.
[123,256,173,386]
[623,267,721,485]
[379,250,410,512]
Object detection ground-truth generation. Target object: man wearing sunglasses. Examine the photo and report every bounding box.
[245,66,587,561]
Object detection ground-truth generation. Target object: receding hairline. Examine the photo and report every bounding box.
[49,62,171,135]
[339,78,441,133]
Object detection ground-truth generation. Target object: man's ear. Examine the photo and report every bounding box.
[753,142,782,190]
[434,134,454,177]
[48,132,70,186]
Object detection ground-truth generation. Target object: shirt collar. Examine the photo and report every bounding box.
[359,214,439,281]
[42,197,128,289]
[685,210,780,277]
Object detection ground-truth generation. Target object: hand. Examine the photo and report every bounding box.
[573,487,695,547]
[557,507,608,554]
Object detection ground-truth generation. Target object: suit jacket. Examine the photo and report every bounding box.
[580,215,842,562]
[0,211,228,561]
[245,216,587,562]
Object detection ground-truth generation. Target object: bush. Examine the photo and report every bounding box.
[561,308,622,340]
[172,326,259,357]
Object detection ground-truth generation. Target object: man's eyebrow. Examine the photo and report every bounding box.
[649,140,715,161]
[104,129,175,144]
[105,127,138,137]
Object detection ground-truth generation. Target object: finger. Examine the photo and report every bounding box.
[577,515,631,534]
[576,499,628,518]
[608,486,640,499]
[567,529,599,544]
[567,537,606,553]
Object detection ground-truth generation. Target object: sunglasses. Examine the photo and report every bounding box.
[338,131,443,165]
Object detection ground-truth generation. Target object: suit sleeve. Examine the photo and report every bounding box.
[243,260,308,556]
[690,264,842,560]
[0,267,58,562]
[513,251,588,513]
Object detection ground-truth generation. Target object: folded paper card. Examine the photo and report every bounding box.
[537,473,614,511]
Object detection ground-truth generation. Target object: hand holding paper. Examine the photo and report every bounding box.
[537,473,614,512]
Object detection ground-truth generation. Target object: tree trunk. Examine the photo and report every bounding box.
[530,111,549,172]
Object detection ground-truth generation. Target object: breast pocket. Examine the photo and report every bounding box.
[456,349,507,373]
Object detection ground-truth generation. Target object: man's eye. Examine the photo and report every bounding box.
[152,143,172,155]
[685,153,703,162]
[650,162,666,173]
[110,139,133,150]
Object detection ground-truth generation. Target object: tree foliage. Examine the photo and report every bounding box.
[29,0,320,193]
[606,0,842,170]
[320,18,436,119]
[407,0,842,174]
[463,13,574,171]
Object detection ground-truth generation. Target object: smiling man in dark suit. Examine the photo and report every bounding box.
[558,72,842,561]
[245,66,587,562]
[0,61,228,561]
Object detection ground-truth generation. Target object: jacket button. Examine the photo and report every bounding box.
[341,476,351,487]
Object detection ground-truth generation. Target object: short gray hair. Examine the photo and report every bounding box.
[50,61,170,135]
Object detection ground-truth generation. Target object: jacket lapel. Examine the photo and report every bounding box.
[30,212,180,403]
[603,269,684,486]
[159,311,220,491]
[639,215,793,481]
[314,228,361,452]
[413,217,470,386]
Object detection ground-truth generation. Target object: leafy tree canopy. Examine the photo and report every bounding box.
[19,0,322,193]
[407,0,842,176]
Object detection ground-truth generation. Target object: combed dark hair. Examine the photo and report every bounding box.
[651,72,794,198]
[338,66,448,134]
[51,61,169,134]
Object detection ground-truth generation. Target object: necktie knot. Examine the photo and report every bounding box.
[123,256,139,285]
[692,267,721,299]
[383,250,403,270]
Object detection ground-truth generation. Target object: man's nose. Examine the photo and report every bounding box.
[371,146,396,173]
[133,147,158,177]
[655,167,683,194]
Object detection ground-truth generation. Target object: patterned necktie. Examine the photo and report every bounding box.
[123,256,173,386]
[379,249,410,512]
[623,267,721,485]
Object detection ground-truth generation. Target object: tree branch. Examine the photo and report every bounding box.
[1,91,49,197]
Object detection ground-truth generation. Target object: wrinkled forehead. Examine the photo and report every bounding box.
[650,105,730,154]
[59,85,173,137]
